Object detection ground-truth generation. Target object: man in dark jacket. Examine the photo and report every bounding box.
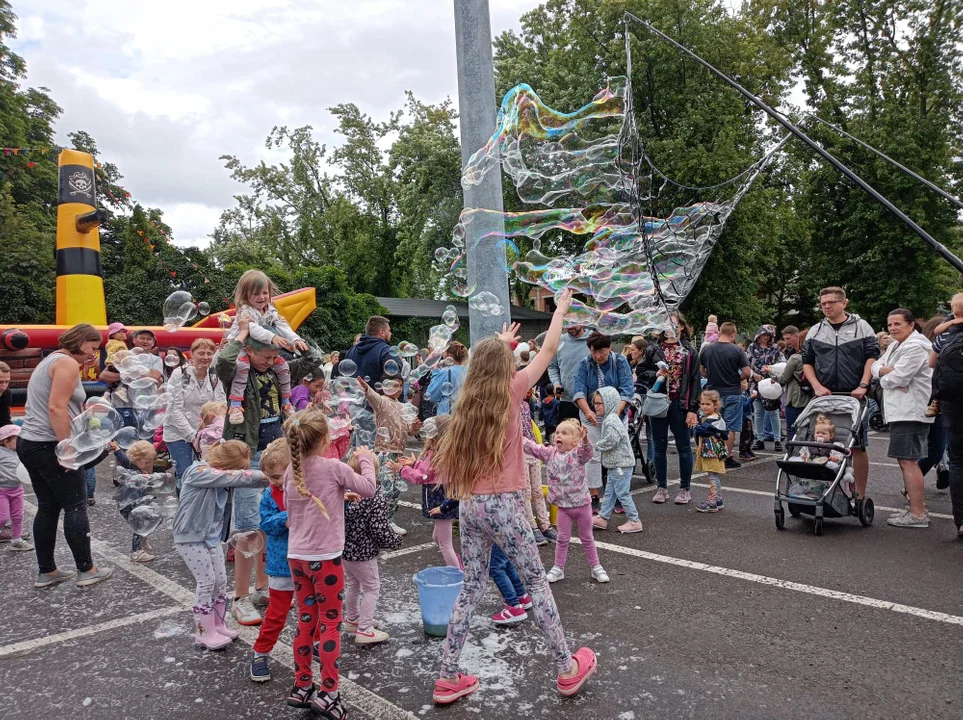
[344,316,393,385]
[802,286,880,499]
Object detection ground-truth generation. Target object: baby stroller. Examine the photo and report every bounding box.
[627,392,654,484]
[773,394,874,536]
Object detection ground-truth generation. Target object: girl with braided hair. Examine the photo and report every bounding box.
[282,407,377,718]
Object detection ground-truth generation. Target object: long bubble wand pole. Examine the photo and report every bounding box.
[623,12,963,275]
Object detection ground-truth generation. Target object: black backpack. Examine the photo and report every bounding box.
[934,330,963,401]
[417,370,438,421]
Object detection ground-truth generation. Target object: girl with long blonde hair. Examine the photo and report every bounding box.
[281,407,377,717]
[430,289,597,707]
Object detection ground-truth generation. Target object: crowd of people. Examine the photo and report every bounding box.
[2,272,962,716]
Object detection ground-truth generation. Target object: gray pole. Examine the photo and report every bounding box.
[453,0,511,345]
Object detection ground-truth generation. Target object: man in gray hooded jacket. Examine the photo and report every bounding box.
[548,325,591,422]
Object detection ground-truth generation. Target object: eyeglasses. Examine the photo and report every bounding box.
[820,299,842,307]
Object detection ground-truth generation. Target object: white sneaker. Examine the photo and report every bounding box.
[10,538,33,551]
[545,565,565,583]
[354,627,389,645]
[250,588,270,607]
[886,511,929,528]
[233,596,263,626]
[130,550,155,563]
[390,523,407,536]
[591,565,610,583]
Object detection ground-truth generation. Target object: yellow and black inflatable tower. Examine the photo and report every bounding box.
[56,149,108,326]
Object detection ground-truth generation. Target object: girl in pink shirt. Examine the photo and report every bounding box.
[282,407,377,717]
[430,289,597,707]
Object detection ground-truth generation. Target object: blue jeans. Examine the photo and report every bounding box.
[167,440,196,494]
[650,399,693,489]
[488,543,526,607]
[918,418,946,477]
[785,405,804,439]
[645,416,655,463]
[721,394,742,437]
[85,467,96,499]
[763,411,775,439]
[753,399,781,443]
[599,466,639,521]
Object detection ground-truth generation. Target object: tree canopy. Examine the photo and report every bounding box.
[1,0,960,342]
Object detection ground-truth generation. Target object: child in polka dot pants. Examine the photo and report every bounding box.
[282,407,378,717]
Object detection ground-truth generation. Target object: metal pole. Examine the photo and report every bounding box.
[624,13,963,275]
[453,0,512,345]
[802,112,963,210]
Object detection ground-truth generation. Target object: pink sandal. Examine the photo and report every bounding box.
[557,647,597,697]
[433,673,479,705]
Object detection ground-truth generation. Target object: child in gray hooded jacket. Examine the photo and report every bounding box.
[591,386,642,533]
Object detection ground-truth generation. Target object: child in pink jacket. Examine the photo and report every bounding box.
[282,408,377,717]
[523,418,608,585]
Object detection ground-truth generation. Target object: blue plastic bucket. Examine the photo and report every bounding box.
[412,566,464,637]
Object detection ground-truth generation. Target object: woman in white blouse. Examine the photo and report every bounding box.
[162,338,225,490]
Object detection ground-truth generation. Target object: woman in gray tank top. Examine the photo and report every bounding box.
[17,324,113,589]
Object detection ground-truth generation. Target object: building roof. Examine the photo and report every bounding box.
[375,297,551,321]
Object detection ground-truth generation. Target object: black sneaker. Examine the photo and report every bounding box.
[724,457,742,470]
[738,453,758,462]
[532,528,548,546]
[752,440,765,451]
[774,441,783,453]
[937,465,950,490]
[250,652,271,683]
[286,685,315,709]
[591,496,601,515]
[311,690,347,719]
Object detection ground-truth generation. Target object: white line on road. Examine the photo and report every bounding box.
[686,482,955,520]
[586,538,963,627]
[382,542,438,560]
[20,501,418,720]
[0,606,182,658]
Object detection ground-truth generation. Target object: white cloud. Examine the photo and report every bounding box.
[10,0,543,247]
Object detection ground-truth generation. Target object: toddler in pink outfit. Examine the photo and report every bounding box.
[523,419,608,584]
[0,425,31,551]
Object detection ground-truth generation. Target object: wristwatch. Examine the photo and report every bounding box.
[858,382,869,389]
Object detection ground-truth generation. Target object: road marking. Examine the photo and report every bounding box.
[20,501,417,720]
[586,538,963,627]
[686,482,955,520]
[870,462,899,467]
[0,606,182,658]
[382,542,437,560]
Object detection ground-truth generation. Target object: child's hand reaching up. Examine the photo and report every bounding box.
[580,425,589,444]
[293,339,309,352]
[386,454,415,472]
[271,335,293,351]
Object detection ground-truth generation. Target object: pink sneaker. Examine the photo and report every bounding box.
[652,487,669,504]
[491,605,527,625]
[517,594,533,610]
[433,673,479,705]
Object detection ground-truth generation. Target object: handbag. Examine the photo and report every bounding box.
[642,389,670,418]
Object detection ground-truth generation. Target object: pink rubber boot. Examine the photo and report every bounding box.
[213,597,239,640]
[192,609,232,651]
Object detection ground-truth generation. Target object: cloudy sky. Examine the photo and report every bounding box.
[11,0,542,246]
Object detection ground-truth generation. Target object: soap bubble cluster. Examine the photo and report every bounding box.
[438,76,783,334]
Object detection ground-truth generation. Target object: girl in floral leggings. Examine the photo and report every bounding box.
[431,289,597,706]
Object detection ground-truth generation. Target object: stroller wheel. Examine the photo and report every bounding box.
[857,497,875,527]
[813,516,824,536]
[774,507,785,530]
[787,503,803,518]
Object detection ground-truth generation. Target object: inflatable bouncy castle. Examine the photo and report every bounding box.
[0,150,316,405]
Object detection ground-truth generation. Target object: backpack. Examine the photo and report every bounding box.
[934,330,963,401]
[417,370,438,421]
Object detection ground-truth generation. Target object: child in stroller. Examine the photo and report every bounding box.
[774,395,873,535]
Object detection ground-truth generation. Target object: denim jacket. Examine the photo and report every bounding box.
[572,352,634,415]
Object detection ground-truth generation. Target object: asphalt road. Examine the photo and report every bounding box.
[1,431,961,719]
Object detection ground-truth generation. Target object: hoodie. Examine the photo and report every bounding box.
[594,386,635,469]
[343,334,393,386]
[871,330,934,425]
[547,330,590,402]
